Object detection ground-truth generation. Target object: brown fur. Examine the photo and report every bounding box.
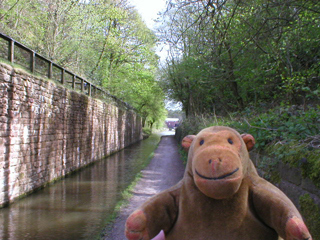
[126,126,312,240]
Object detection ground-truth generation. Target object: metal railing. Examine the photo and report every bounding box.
[0,32,134,110]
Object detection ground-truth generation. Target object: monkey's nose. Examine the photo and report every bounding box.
[209,158,222,173]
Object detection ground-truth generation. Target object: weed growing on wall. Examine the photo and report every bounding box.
[299,194,320,239]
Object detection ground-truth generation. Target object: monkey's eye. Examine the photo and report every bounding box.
[200,139,204,145]
[228,138,233,144]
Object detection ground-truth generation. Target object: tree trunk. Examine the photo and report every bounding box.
[225,41,244,109]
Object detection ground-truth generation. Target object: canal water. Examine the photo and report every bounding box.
[0,132,171,240]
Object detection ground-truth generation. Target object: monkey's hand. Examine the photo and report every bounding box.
[125,209,150,240]
[285,216,312,240]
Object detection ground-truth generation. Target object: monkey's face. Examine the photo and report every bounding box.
[191,129,244,199]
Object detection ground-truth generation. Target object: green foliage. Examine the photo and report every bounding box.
[299,194,320,239]
[233,106,319,146]
[158,0,320,116]
[235,106,320,186]
[178,147,188,166]
[142,127,152,136]
[177,105,320,186]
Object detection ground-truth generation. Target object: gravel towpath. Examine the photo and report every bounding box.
[104,135,185,240]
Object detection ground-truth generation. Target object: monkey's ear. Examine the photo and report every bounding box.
[181,135,196,152]
[241,134,255,152]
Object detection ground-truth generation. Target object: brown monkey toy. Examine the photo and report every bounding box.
[125,126,312,240]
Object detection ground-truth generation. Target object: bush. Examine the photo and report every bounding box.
[142,127,152,136]
[176,105,320,186]
[240,106,320,186]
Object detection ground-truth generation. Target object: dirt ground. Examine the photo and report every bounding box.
[103,135,185,240]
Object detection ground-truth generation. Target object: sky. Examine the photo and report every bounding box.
[129,0,167,30]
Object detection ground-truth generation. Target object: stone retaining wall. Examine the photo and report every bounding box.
[251,151,320,237]
[251,151,320,210]
[0,62,143,207]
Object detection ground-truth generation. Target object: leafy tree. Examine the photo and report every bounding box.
[158,0,320,116]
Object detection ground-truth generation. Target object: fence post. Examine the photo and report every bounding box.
[61,69,65,85]
[81,78,84,92]
[48,62,53,79]
[72,75,76,89]
[8,39,14,63]
[30,51,35,73]
[88,84,92,96]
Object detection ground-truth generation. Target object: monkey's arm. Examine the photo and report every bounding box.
[125,181,181,240]
[251,177,312,240]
